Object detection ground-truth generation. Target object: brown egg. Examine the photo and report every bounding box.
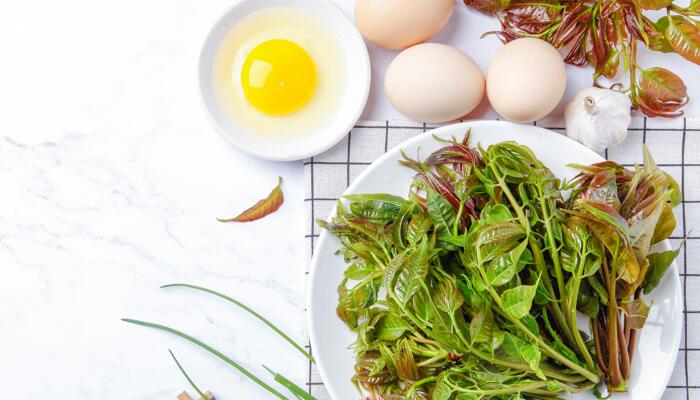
[355,0,453,50]
[487,38,567,123]
[385,43,485,123]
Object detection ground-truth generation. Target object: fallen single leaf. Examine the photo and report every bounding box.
[218,177,284,223]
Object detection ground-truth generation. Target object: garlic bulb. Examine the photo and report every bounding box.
[564,87,632,153]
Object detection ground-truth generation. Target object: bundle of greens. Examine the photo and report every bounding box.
[463,0,699,117]
[320,132,680,399]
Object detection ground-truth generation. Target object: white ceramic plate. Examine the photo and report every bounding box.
[199,0,370,161]
[308,121,682,400]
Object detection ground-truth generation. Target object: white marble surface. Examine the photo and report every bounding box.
[0,0,697,399]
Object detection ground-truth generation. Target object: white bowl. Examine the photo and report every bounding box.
[198,0,370,161]
[307,121,682,400]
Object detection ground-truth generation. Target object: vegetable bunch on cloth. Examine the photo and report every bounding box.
[319,132,680,399]
[464,0,700,117]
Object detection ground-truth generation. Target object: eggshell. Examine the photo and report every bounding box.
[486,38,567,123]
[355,0,453,50]
[385,43,485,123]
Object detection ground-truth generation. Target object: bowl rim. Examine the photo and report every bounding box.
[197,0,371,161]
[306,120,682,400]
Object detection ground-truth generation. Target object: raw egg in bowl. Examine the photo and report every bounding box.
[199,0,370,161]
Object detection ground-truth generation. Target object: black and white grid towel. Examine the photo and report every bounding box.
[304,117,700,400]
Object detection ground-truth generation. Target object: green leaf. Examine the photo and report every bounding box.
[427,189,457,233]
[531,269,554,305]
[349,215,391,240]
[406,214,432,245]
[500,284,537,319]
[337,280,380,330]
[344,193,409,208]
[432,379,454,400]
[433,277,465,315]
[457,276,485,310]
[454,178,470,201]
[520,314,540,336]
[588,275,609,305]
[430,315,464,352]
[482,204,513,224]
[644,246,682,293]
[348,280,379,310]
[578,200,628,233]
[344,263,374,280]
[367,356,386,376]
[383,250,409,298]
[388,206,411,249]
[485,240,527,286]
[336,290,358,328]
[470,307,496,344]
[486,256,517,286]
[501,332,525,360]
[375,314,410,341]
[649,17,674,53]
[501,332,544,378]
[395,239,430,304]
[577,280,601,318]
[541,309,583,366]
[582,256,602,278]
[521,343,545,380]
[379,345,397,375]
[438,233,467,247]
[652,204,677,244]
[476,222,525,247]
[476,222,526,261]
[489,330,505,353]
[412,288,434,328]
[666,15,700,64]
[455,394,479,400]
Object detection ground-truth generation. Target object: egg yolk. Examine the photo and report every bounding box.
[240,39,317,116]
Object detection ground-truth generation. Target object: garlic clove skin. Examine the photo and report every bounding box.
[564,87,632,153]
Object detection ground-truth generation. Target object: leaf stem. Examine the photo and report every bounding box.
[569,254,596,371]
[122,318,290,400]
[476,264,599,383]
[161,283,314,362]
[537,191,567,312]
[262,365,316,400]
[450,380,550,395]
[489,164,575,350]
[530,239,577,347]
[169,349,207,399]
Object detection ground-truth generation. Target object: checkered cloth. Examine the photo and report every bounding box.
[304,117,700,400]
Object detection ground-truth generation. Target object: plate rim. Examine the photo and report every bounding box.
[307,120,682,400]
[197,0,371,161]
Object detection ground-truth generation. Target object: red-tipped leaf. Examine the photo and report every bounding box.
[218,177,284,223]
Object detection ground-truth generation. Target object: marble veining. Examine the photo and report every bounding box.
[0,0,306,398]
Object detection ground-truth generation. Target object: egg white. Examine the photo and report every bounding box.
[213,7,345,139]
